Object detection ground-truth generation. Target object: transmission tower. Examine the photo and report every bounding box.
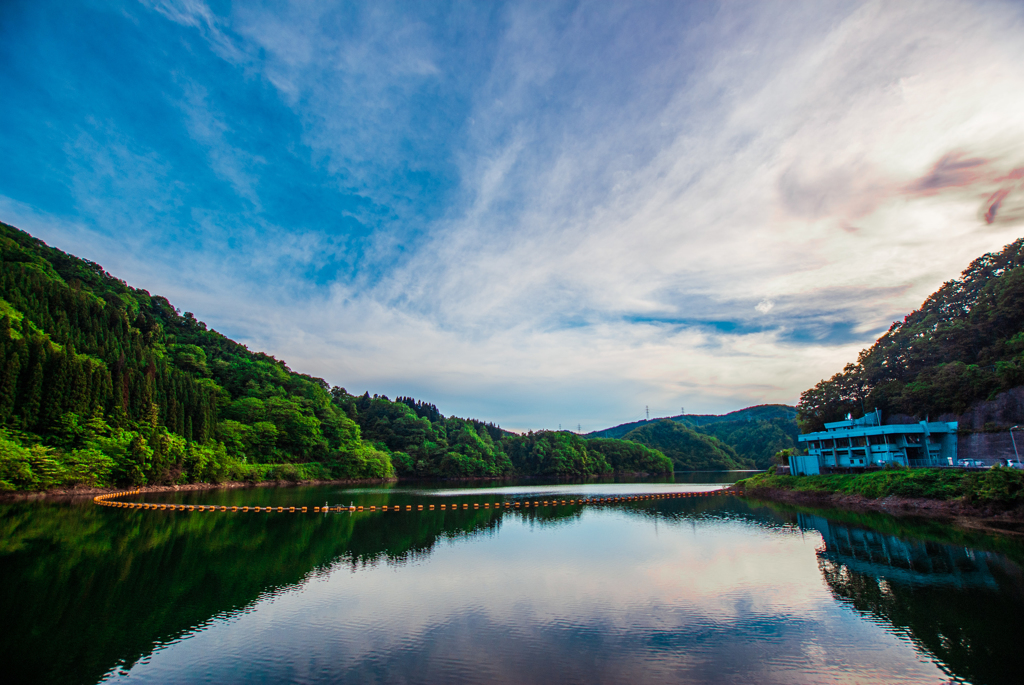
[646,405,649,421]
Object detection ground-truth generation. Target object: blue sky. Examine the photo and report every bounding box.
[3,0,1024,431]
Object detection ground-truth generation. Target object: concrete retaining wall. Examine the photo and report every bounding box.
[958,431,1023,461]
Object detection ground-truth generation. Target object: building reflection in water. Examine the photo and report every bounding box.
[798,514,1024,685]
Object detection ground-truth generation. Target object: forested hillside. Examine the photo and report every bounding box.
[588,405,799,469]
[798,238,1024,432]
[620,420,754,471]
[0,222,670,491]
[693,417,799,469]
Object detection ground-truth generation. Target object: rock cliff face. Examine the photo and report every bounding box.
[887,385,1024,429]
[951,386,1024,460]
[885,386,1024,460]
[939,385,1024,431]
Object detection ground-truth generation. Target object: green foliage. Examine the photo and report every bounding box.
[736,467,1024,505]
[503,431,610,476]
[584,438,672,473]
[798,238,1024,431]
[0,429,115,490]
[695,418,799,469]
[771,448,796,466]
[621,419,753,470]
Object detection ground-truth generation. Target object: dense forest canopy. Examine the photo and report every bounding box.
[798,238,1024,432]
[0,221,671,490]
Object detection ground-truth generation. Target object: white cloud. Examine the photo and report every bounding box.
[335,0,1024,427]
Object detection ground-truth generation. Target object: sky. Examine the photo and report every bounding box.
[2,0,1024,432]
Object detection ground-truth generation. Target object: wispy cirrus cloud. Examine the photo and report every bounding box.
[2,0,1024,430]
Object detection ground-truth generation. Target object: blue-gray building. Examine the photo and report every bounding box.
[791,411,958,475]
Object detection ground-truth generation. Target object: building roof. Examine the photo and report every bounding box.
[798,417,958,442]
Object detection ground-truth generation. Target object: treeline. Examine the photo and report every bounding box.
[331,391,670,478]
[798,238,1024,432]
[0,221,670,491]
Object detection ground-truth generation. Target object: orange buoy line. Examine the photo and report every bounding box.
[93,488,743,514]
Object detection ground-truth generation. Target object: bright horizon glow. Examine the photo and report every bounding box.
[2,0,1023,432]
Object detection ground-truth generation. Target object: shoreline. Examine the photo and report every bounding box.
[0,470,675,502]
[728,484,1024,536]
[0,478,399,502]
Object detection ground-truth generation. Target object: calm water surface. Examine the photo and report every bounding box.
[2,473,1022,684]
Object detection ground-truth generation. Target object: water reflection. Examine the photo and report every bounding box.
[797,513,1024,685]
[0,479,1020,685]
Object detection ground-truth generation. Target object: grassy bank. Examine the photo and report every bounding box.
[735,467,1024,506]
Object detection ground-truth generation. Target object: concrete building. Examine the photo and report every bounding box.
[791,410,958,475]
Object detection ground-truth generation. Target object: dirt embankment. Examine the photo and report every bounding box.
[729,484,1024,536]
[0,478,399,502]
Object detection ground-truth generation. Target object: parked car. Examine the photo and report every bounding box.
[957,459,986,468]
[997,458,1024,469]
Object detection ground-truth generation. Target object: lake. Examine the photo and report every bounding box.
[2,473,1022,684]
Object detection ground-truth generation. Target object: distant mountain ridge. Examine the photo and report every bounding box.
[587,404,799,470]
[586,404,797,439]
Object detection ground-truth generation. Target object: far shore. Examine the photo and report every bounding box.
[0,470,678,502]
[0,478,398,502]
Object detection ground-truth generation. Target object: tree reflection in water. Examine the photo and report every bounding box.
[802,514,1024,685]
